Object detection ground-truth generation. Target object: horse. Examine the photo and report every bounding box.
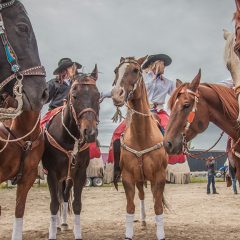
[223,29,240,122]
[0,1,47,240]
[111,56,167,240]
[234,0,240,58]
[163,70,240,184]
[42,66,100,240]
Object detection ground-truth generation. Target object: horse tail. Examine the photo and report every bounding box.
[58,180,73,215]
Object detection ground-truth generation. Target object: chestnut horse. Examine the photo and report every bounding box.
[163,70,240,184]
[111,56,167,240]
[0,1,47,240]
[42,67,100,240]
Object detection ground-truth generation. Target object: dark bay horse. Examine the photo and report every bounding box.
[0,1,47,240]
[42,66,100,240]
[163,70,240,183]
[111,56,167,240]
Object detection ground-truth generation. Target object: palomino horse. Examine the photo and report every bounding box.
[42,66,100,240]
[0,1,47,240]
[111,56,167,240]
[223,29,240,122]
[163,70,240,183]
[234,0,240,58]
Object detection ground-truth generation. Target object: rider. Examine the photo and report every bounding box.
[107,54,180,186]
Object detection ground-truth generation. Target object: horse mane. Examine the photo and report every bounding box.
[168,83,238,121]
[202,83,238,120]
[223,32,235,66]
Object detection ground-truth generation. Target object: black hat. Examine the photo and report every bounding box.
[142,54,172,69]
[53,58,82,75]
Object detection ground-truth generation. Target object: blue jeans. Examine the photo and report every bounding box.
[229,165,237,193]
[207,174,216,193]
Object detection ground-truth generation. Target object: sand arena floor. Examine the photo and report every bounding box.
[0,182,239,240]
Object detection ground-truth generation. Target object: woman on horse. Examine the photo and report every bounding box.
[107,54,180,185]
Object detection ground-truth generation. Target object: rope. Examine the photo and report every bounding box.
[111,106,125,123]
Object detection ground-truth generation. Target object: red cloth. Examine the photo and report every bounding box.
[89,142,101,159]
[40,107,63,129]
[107,110,186,165]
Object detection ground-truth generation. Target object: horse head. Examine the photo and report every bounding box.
[0,0,48,114]
[163,70,209,154]
[111,56,147,107]
[68,65,100,143]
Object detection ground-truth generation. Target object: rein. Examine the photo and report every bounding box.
[0,0,46,120]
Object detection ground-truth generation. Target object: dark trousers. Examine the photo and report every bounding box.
[207,174,216,193]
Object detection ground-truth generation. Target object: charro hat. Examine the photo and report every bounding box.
[142,54,172,69]
[53,58,82,75]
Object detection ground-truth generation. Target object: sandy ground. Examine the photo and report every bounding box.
[0,182,240,240]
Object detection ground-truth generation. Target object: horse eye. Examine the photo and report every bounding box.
[133,68,138,74]
[183,103,190,109]
[17,23,29,33]
[72,95,77,100]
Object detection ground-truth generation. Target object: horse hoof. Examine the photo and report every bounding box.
[61,223,69,231]
[141,220,147,227]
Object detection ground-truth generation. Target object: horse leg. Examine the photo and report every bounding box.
[151,171,166,240]
[12,169,38,240]
[47,173,60,240]
[72,170,86,240]
[113,139,121,190]
[136,182,146,227]
[122,171,135,240]
[61,180,72,231]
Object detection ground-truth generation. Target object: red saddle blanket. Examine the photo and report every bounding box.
[41,108,101,159]
[107,109,186,165]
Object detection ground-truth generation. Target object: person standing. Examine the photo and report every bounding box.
[206,156,218,194]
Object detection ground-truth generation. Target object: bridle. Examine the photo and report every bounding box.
[0,0,46,120]
[176,86,226,160]
[113,59,152,117]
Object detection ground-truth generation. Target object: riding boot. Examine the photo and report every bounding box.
[113,139,121,190]
[113,163,121,191]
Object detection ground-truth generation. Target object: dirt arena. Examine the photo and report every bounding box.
[0,182,239,240]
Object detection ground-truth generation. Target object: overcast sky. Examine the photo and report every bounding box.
[21,0,235,150]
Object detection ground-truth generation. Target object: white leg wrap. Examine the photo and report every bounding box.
[49,215,57,239]
[57,212,61,228]
[73,214,82,239]
[140,200,146,221]
[62,202,68,224]
[156,214,165,240]
[125,213,134,239]
[12,218,23,240]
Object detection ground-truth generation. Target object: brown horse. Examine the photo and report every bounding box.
[0,1,47,240]
[111,56,167,240]
[42,67,100,240]
[163,70,240,183]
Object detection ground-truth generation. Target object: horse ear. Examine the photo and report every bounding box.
[120,57,125,63]
[176,79,183,88]
[137,55,148,66]
[189,69,201,92]
[236,0,240,12]
[91,64,98,80]
[223,29,232,40]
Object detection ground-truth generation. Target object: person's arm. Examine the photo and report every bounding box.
[99,91,112,103]
[46,79,56,104]
[168,80,175,96]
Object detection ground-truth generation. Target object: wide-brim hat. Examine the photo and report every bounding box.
[142,54,172,69]
[53,57,82,75]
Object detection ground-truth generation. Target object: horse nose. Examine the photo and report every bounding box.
[112,87,125,104]
[163,140,173,154]
[84,128,97,143]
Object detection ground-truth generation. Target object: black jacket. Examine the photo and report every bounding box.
[47,78,71,110]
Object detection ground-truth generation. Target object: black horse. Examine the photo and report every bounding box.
[42,66,100,240]
[0,1,48,239]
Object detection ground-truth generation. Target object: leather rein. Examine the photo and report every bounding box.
[44,77,98,182]
[0,0,46,120]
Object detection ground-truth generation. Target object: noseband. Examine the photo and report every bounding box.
[0,0,46,120]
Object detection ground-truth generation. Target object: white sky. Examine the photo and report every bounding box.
[21,0,235,150]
